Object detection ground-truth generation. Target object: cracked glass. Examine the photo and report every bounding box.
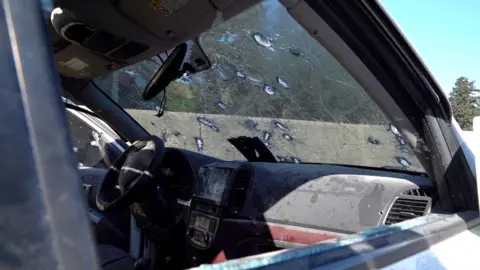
[67,111,107,168]
[95,0,425,172]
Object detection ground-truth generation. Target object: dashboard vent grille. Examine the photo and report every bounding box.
[385,196,430,225]
[230,167,252,212]
[402,188,435,197]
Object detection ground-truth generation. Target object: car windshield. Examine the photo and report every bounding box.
[95,0,424,172]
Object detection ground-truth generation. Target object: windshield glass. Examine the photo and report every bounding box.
[95,0,424,172]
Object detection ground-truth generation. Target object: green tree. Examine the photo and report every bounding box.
[449,77,477,130]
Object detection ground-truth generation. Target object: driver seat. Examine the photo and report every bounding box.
[97,244,136,270]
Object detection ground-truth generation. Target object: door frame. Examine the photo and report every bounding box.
[283,0,477,212]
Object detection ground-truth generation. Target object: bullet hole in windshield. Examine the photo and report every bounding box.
[282,133,294,141]
[273,121,289,131]
[197,116,219,132]
[246,74,264,86]
[263,131,271,142]
[195,137,204,152]
[395,135,406,146]
[216,101,228,110]
[217,33,240,44]
[289,48,302,57]
[263,84,276,95]
[276,76,289,88]
[388,123,400,136]
[252,32,272,48]
[395,156,411,168]
[236,71,246,79]
[263,131,272,147]
[397,145,410,154]
[367,136,381,145]
[277,156,301,164]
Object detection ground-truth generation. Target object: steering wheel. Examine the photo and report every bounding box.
[96,136,165,211]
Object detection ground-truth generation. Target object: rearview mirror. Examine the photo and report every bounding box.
[142,43,188,100]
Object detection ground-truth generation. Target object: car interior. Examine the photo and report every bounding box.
[49,0,444,269]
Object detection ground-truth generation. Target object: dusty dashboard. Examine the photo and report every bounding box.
[188,161,433,243]
[184,161,434,264]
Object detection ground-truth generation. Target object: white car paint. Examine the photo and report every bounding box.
[452,118,476,177]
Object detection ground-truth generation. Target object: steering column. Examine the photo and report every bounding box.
[96,135,174,242]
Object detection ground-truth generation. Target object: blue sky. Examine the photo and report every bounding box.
[381,0,479,95]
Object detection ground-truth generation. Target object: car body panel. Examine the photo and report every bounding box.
[190,211,480,269]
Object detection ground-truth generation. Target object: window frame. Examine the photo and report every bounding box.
[291,0,476,211]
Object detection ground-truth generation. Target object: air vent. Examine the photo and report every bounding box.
[402,188,436,197]
[230,167,252,212]
[384,196,431,225]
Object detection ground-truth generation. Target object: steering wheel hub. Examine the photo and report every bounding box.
[96,136,165,211]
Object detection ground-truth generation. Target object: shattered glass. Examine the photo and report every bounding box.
[66,111,107,168]
[95,0,424,172]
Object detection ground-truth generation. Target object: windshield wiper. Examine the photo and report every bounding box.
[228,136,277,162]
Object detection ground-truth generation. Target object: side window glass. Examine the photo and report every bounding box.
[66,111,107,168]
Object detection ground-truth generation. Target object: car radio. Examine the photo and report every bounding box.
[194,166,234,206]
[188,164,242,248]
[187,208,219,248]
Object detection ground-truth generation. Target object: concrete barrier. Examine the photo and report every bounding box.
[128,109,423,171]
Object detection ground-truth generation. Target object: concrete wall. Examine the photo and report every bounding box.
[128,109,424,171]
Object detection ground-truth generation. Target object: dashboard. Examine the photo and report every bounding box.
[157,148,203,201]
[79,148,435,265]
[183,158,434,264]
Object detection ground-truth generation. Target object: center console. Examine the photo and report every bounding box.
[187,163,252,249]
